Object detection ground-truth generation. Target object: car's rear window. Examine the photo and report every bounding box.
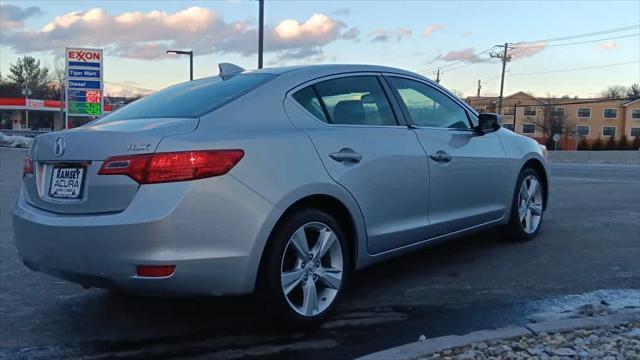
[95,73,275,122]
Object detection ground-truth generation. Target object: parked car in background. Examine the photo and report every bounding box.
[13,64,549,325]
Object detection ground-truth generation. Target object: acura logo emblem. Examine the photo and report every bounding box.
[54,137,65,157]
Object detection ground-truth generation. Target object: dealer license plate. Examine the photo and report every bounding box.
[49,167,85,199]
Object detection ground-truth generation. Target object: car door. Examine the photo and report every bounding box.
[385,75,509,237]
[284,74,430,254]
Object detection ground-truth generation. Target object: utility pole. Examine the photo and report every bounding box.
[435,68,441,83]
[477,79,481,97]
[490,42,514,114]
[258,0,264,69]
[59,83,64,131]
[21,80,31,130]
[513,103,517,132]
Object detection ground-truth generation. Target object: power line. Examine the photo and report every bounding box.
[422,25,639,80]
[441,33,639,77]
[419,46,496,74]
[516,33,640,49]
[460,74,503,92]
[509,60,640,77]
[518,24,639,44]
[104,81,156,93]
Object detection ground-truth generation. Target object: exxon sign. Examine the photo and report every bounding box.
[66,48,102,68]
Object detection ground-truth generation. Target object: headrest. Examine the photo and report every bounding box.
[333,100,365,124]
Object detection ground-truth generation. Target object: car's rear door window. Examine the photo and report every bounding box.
[95,73,275,122]
[293,76,397,126]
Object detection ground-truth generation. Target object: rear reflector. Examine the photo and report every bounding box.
[23,156,33,177]
[136,265,175,277]
[98,150,244,184]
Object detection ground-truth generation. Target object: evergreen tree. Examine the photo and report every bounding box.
[7,56,50,96]
[618,135,629,150]
[591,137,604,151]
[577,137,590,151]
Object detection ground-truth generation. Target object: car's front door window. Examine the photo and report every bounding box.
[389,77,470,129]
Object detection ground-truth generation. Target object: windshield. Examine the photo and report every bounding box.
[95,73,275,122]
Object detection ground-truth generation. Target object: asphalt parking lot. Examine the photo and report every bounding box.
[1,148,639,359]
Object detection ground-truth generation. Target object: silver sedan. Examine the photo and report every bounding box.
[13,64,548,325]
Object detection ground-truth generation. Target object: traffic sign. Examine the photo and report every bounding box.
[65,48,103,122]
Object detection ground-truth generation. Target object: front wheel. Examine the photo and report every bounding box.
[503,167,545,241]
[258,208,350,326]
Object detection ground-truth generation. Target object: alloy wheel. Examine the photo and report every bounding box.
[518,174,544,234]
[280,222,344,317]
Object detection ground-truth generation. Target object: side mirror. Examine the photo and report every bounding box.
[475,113,501,134]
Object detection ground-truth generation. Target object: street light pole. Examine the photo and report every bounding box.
[166,50,194,81]
[189,51,193,81]
[258,0,264,69]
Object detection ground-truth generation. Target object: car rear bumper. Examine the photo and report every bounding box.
[12,176,275,296]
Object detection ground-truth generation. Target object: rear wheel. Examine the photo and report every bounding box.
[503,167,545,241]
[258,208,349,326]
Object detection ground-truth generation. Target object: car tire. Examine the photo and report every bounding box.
[257,207,350,327]
[502,167,545,242]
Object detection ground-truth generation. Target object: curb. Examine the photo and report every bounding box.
[355,311,640,360]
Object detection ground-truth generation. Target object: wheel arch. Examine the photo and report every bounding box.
[521,158,549,210]
[254,190,366,292]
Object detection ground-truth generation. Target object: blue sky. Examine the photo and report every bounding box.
[1,0,638,98]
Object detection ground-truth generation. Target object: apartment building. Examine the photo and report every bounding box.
[465,92,640,148]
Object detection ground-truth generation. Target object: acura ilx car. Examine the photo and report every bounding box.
[13,63,548,325]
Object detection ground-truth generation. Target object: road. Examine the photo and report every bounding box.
[1,148,639,359]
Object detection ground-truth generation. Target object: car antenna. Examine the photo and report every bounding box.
[218,63,245,77]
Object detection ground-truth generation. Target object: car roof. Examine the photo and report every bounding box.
[244,64,430,80]
[239,64,476,114]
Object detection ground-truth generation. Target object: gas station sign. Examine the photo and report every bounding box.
[65,48,103,123]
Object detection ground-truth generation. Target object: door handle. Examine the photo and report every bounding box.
[429,151,452,163]
[329,148,363,164]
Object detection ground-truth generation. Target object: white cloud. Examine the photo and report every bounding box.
[423,24,445,37]
[0,4,43,29]
[340,27,360,40]
[435,48,489,63]
[267,47,325,66]
[598,41,619,50]
[104,83,151,97]
[510,42,546,60]
[330,8,351,16]
[1,7,354,61]
[368,28,412,43]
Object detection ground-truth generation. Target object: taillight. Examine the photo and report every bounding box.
[136,265,175,277]
[98,150,244,184]
[23,156,33,177]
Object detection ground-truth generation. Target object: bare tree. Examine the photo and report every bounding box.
[46,60,65,101]
[528,97,575,149]
[450,89,464,98]
[600,85,627,99]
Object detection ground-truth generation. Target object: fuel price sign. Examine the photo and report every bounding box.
[65,48,104,120]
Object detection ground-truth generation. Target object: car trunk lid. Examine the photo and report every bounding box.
[24,118,198,214]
